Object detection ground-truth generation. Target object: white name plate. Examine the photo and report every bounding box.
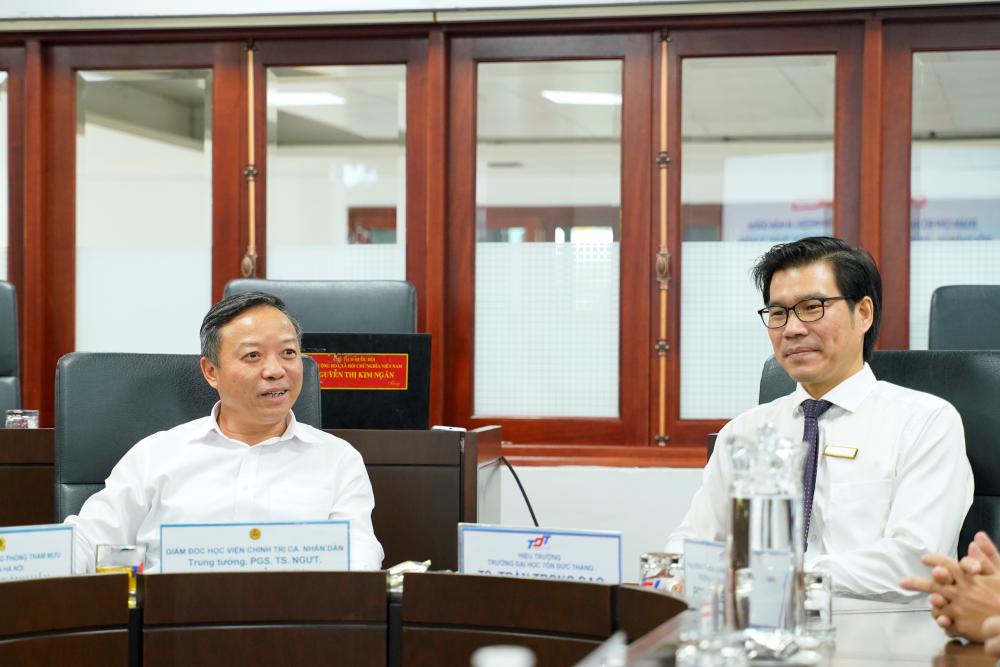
[0,525,74,581]
[458,523,621,584]
[683,538,727,603]
[160,521,349,573]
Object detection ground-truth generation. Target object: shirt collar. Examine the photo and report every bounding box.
[791,363,876,415]
[196,401,324,446]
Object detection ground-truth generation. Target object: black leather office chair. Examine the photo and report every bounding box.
[54,352,322,521]
[929,285,1000,350]
[0,281,20,412]
[224,279,417,333]
[759,350,1000,552]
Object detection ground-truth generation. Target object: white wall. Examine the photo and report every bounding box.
[495,465,703,583]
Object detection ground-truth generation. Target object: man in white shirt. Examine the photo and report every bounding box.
[666,237,972,600]
[65,291,384,572]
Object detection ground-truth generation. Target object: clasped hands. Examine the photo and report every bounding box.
[901,531,1000,654]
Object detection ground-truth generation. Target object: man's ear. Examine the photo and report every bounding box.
[200,356,220,390]
[855,295,875,334]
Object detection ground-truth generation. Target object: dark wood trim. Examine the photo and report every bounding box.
[444,36,475,434]
[834,26,864,244]
[41,47,77,427]
[879,27,915,351]
[425,28,449,426]
[406,36,430,345]
[501,443,707,468]
[859,18,884,266]
[213,42,249,301]
[254,37,419,65]
[20,42,42,419]
[0,46,29,415]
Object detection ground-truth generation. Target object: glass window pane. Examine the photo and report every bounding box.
[0,71,7,280]
[76,70,212,353]
[679,55,836,419]
[909,51,1000,349]
[266,65,406,279]
[475,60,621,418]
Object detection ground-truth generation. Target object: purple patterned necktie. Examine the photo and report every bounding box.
[801,399,833,550]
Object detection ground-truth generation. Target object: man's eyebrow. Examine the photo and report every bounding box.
[766,293,828,307]
[235,337,299,348]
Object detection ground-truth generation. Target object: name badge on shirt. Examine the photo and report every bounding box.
[160,521,349,573]
[823,445,858,459]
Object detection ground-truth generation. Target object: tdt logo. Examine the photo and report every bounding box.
[527,535,552,549]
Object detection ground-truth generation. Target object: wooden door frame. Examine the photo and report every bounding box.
[880,18,1000,349]
[38,42,245,424]
[445,33,653,446]
[660,23,865,448]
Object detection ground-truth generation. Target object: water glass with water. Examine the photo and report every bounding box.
[96,544,146,609]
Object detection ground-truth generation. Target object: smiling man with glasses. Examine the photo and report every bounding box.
[666,236,972,601]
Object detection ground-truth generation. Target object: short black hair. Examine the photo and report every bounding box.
[200,291,302,365]
[751,236,882,362]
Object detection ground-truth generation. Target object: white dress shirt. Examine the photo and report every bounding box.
[666,364,973,601]
[65,403,384,573]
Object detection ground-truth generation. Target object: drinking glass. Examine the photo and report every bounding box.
[96,544,146,608]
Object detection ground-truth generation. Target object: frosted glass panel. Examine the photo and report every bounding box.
[681,242,776,419]
[76,70,212,353]
[679,55,835,418]
[475,243,619,417]
[266,66,406,279]
[474,60,621,417]
[910,241,1000,349]
[909,52,1000,347]
[0,72,7,279]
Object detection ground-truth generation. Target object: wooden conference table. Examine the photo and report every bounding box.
[0,570,686,666]
[625,598,1000,667]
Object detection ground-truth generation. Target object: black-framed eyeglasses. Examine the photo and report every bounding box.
[757,296,850,329]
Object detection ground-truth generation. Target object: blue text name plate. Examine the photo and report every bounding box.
[0,524,74,581]
[458,523,622,584]
[160,521,349,573]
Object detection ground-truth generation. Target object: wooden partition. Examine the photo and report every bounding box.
[400,571,686,667]
[331,425,500,570]
[142,571,387,667]
[0,573,130,665]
